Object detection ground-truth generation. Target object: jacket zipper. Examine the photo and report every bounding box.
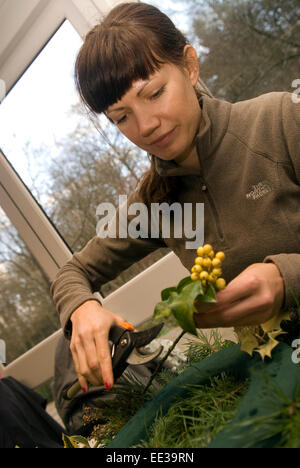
[200,178,225,241]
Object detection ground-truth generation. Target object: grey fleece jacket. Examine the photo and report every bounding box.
[50,91,300,337]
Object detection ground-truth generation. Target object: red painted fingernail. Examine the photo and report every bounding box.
[82,387,87,394]
[105,382,112,391]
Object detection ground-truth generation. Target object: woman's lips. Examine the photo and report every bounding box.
[150,127,176,148]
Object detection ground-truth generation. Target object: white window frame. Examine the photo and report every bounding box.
[0,0,124,94]
[0,0,145,383]
[0,0,130,274]
[0,0,190,387]
[0,0,222,390]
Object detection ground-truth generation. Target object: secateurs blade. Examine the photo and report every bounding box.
[63,321,164,400]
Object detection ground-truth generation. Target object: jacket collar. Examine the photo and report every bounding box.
[153,94,232,177]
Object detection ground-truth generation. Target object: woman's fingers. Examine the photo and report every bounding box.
[195,263,283,324]
[195,270,256,316]
[94,330,114,390]
[71,335,100,388]
[81,332,103,385]
[194,293,273,328]
[69,301,134,393]
[71,348,87,392]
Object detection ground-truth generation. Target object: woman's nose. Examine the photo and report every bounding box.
[137,112,160,138]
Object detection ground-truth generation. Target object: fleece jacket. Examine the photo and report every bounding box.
[50,91,300,337]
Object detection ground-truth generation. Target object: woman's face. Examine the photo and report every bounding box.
[106,57,202,162]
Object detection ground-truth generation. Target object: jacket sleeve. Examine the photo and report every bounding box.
[263,92,300,309]
[50,190,166,337]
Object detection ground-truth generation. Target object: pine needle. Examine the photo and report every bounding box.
[136,374,248,448]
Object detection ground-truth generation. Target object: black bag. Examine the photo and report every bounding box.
[0,377,65,448]
[53,334,164,436]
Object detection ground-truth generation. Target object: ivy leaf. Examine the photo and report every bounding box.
[165,280,205,336]
[176,276,193,293]
[154,278,195,323]
[154,277,218,336]
[161,286,177,301]
[195,283,217,304]
[153,300,172,321]
[171,300,196,335]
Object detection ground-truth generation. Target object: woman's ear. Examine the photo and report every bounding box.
[183,45,200,86]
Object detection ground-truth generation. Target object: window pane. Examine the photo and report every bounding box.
[0,206,59,364]
[0,20,83,211]
[0,19,169,300]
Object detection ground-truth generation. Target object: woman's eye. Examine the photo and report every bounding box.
[150,86,165,100]
[116,115,127,125]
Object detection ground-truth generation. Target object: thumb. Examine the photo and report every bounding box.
[113,313,135,330]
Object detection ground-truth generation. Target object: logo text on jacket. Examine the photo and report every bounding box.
[246,180,273,200]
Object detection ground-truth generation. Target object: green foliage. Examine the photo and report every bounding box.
[184,329,235,366]
[136,374,248,448]
[234,295,300,361]
[186,0,300,101]
[227,372,300,448]
[60,329,300,449]
[154,276,217,336]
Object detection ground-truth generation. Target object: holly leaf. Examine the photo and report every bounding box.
[261,309,291,333]
[234,326,259,356]
[255,330,283,360]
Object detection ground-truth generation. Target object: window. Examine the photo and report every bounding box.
[0,205,59,364]
[0,17,169,305]
[0,20,83,219]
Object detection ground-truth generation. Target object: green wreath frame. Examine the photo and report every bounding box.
[107,342,299,448]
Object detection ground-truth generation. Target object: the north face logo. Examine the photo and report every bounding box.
[246,180,273,200]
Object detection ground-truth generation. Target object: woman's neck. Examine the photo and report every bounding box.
[174,112,205,169]
[174,146,199,169]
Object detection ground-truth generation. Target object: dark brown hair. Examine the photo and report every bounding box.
[75,2,206,205]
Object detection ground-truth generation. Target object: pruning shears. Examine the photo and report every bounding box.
[63,320,164,400]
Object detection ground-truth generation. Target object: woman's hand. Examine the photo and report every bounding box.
[194,263,284,328]
[70,300,126,392]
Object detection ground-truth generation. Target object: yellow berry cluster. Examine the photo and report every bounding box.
[190,244,226,290]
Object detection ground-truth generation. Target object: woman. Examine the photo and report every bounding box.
[51,2,300,394]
